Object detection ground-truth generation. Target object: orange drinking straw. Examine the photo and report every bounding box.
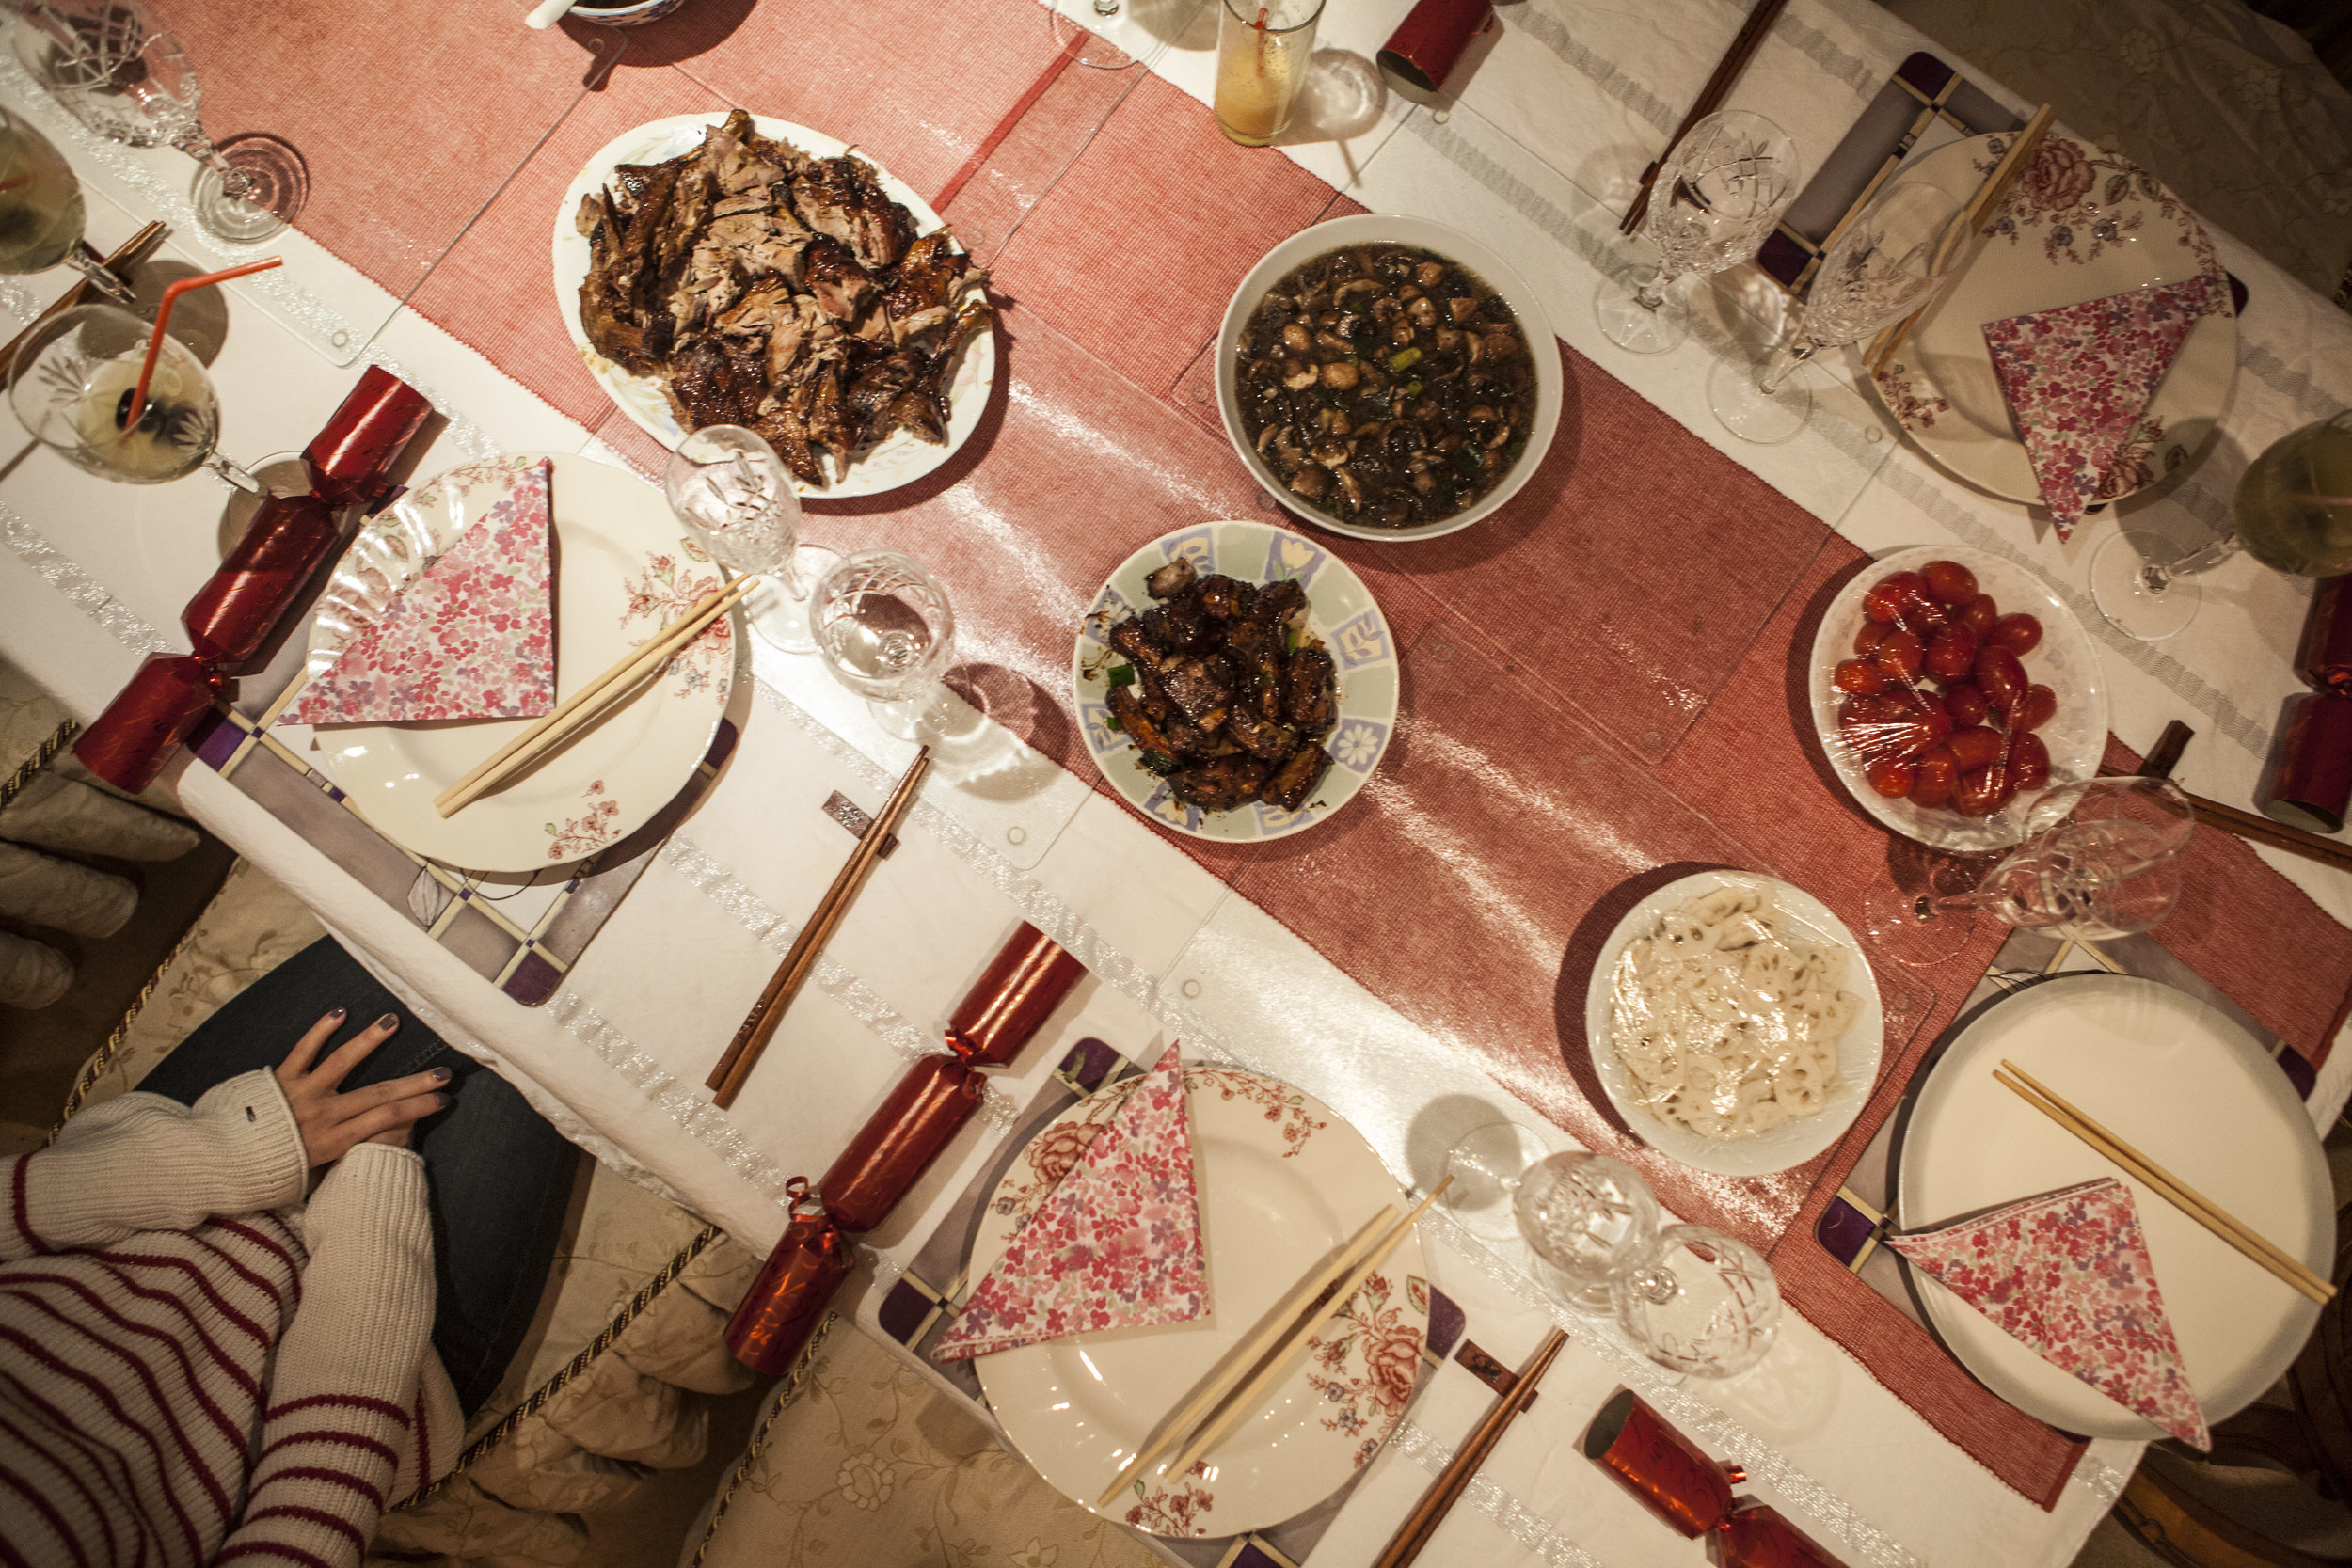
[123,257,282,429]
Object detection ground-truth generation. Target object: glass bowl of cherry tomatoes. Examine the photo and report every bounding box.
[1807,546,2109,851]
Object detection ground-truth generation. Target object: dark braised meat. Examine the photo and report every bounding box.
[1088,567,1343,818]
[1235,242,1536,529]
[576,108,992,487]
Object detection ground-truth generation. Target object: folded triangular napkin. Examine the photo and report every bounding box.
[934,1044,1209,1361]
[288,457,556,726]
[1981,275,2227,538]
[1888,1176,2209,1449]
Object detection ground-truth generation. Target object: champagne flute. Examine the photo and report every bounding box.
[1596,110,1797,356]
[662,424,835,655]
[0,103,135,305]
[812,548,957,740]
[12,0,303,243]
[1710,178,1964,445]
[2091,411,2352,641]
[7,301,258,488]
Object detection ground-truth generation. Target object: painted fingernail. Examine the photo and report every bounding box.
[328,1007,346,1020]
[376,1013,399,1030]
[431,1067,451,1084]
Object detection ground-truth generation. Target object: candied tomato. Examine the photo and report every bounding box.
[1975,645,2027,708]
[1948,725,2004,771]
[2009,684,2057,732]
[1923,559,1979,605]
[1961,594,1998,636]
[1867,757,1917,799]
[1833,657,1886,696]
[2010,732,2051,790]
[1925,625,1978,681]
[1873,627,1925,682]
[1910,749,1959,808]
[1853,620,1891,657]
[1944,682,1990,726]
[1954,762,2016,817]
[1988,613,2043,656]
[1864,571,1930,625]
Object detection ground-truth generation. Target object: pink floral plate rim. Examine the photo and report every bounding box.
[1867,132,2237,511]
[969,1064,1427,1538]
[288,451,734,873]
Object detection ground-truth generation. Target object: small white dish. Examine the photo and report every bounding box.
[1214,213,1562,542]
[1583,869,1884,1178]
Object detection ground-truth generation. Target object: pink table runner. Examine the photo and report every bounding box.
[181,0,2352,1507]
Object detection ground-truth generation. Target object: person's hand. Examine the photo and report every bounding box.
[276,1010,449,1165]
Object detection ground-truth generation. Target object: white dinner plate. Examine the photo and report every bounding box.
[1215,213,1563,542]
[1073,519,1398,842]
[1869,134,2237,508]
[971,1065,1428,1536]
[1893,974,2330,1439]
[549,112,995,498]
[1805,545,2108,852]
[1583,870,1884,1178]
[287,452,733,872]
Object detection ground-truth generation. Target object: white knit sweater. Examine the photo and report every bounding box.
[0,1069,462,1567]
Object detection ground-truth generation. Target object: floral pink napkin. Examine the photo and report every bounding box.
[287,458,556,726]
[1888,1176,2209,1449]
[934,1044,1209,1361]
[1980,275,2228,538]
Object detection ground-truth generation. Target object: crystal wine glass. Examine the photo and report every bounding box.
[2091,411,2352,641]
[8,301,259,488]
[1442,1121,1661,1312]
[1864,775,2196,965]
[1711,178,1964,445]
[812,548,958,739]
[1613,1224,1781,1380]
[1596,110,1798,356]
[0,103,135,305]
[662,424,836,655]
[11,0,302,243]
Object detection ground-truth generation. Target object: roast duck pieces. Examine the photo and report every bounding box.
[576,109,992,486]
[1099,558,1339,816]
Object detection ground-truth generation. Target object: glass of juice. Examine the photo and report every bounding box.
[8,302,258,489]
[1215,0,1326,147]
[2091,409,2352,640]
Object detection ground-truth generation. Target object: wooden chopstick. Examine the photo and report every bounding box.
[1994,1060,2332,1305]
[1373,1328,1569,1568]
[433,577,755,817]
[1867,104,2053,374]
[0,220,167,372]
[1093,1202,1402,1508]
[707,746,932,1110]
[1619,0,1789,235]
[2095,750,2352,875]
[1164,1178,1454,1479]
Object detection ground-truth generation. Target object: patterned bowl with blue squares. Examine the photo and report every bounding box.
[1071,520,1398,842]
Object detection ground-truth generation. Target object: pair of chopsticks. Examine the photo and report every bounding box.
[1094,1178,1454,1507]
[705,743,932,1110]
[1373,1329,1568,1568]
[0,220,166,372]
[2098,721,2352,876]
[1619,0,1789,236]
[1866,103,2055,374]
[1994,1058,2332,1305]
[433,577,756,817]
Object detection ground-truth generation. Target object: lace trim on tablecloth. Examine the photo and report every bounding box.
[0,498,170,655]
[1390,1418,1610,1568]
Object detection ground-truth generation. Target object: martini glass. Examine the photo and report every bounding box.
[7,301,258,488]
[0,103,135,305]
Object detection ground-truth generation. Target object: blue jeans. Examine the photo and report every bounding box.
[137,937,581,1416]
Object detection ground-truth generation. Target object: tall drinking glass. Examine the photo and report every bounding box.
[1214,0,1325,147]
[813,549,958,739]
[2091,411,2352,641]
[0,103,134,305]
[8,302,258,488]
[1596,110,1797,356]
[662,424,834,654]
[1712,178,1963,444]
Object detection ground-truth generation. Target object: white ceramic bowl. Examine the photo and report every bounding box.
[1215,214,1562,543]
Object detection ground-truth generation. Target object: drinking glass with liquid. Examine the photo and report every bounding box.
[1215,0,1325,147]
[8,303,256,488]
[0,104,135,306]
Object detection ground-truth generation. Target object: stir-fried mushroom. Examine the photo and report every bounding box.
[576,110,992,487]
[1087,564,1338,816]
[1236,244,1535,529]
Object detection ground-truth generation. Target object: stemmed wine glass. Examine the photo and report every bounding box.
[1613,1225,1782,1380]
[7,301,259,488]
[662,424,834,655]
[812,548,958,740]
[0,103,135,305]
[2091,411,2352,641]
[1864,775,2197,966]
[11,0,303,243]
[1597,110,1797,356]
[1443,1121,1661,1312]
[1711,178,1964,445]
